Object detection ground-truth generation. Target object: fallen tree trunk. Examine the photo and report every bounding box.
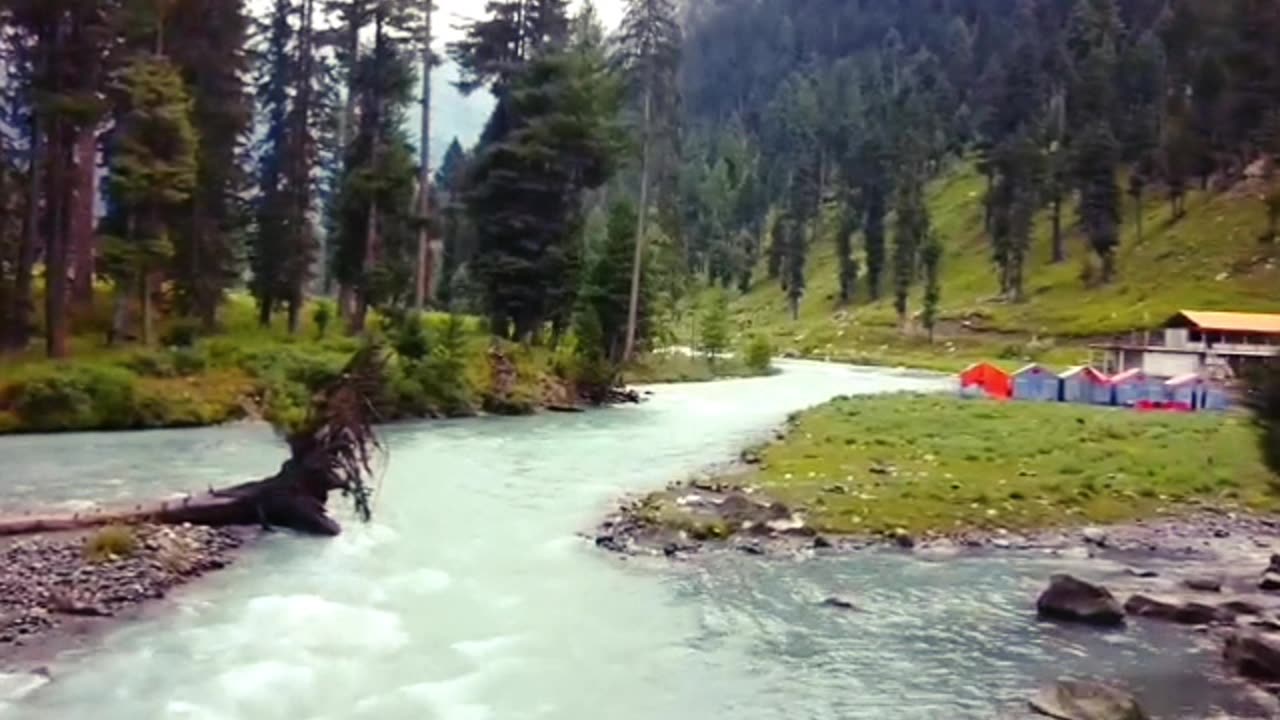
[0,345,387,539]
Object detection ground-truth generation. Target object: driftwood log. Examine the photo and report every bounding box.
[0,345,387,538]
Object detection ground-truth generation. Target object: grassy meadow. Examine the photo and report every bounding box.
[641,393,1275,538]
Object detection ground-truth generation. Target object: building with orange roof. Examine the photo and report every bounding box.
[1091,310,1280,380]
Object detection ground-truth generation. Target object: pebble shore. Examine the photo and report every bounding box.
[0,524,247,667]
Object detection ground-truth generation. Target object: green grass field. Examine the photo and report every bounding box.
[724,162,1280,371]
[748,394,1275,536]
[623,353,771,384]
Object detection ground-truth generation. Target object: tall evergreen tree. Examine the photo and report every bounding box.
[169,0,251,329]
[920,233,942,343]
[615,0,680,361]
[891,165,929,330]
[462,48,622,339]
[103,54,198,346]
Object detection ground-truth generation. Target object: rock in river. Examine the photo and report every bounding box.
[1037,575,1125,627]
[1029,679,1148,720]
[1183,576,1223,593]
[1122,595,1224,625]
[1224,632,1280,682]
[820,595,862,611]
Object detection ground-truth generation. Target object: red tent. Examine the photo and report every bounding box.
[959,362,1013,399]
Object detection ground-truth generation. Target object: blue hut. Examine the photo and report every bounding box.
[1059,366,1113,405]
[1200,379,1232,411]
[1112,369,1163,406]
[1164,374,1201,410]
[1012,364,1060,402]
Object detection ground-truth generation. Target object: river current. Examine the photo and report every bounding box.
[0,361,1262,718]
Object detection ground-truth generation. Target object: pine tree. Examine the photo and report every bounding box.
[332,3,420,330]
[103,54,198,346]
[1076,121,1122,283]
[615,0,680,361]
[250,0,295,328]
[699,287,729,361]
[9,0,113,357]
[463,49,622,340]
[921,233,942,343]
[450,0,570,96]
[891,165,929,330]
[835,199,860,306]
[413,0,435,310]
[579,199,647,361]
[169,0,251,329]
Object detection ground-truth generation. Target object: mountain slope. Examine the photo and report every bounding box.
[730,163,1280,370]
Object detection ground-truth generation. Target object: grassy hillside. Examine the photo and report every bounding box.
[729,162,1280,371]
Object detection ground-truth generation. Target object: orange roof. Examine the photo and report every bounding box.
[1174,310,1280,334]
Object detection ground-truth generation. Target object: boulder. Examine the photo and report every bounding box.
[1221,599,1265,616]
[1029,679,1148,720]
[813,535,833,550]
[1224,632,1280,682]
[1037,575,1126,627]
[1123,595,1224,625]
[1183,577,1223,593]
[1259,572,1280,592]
[1082,527,1108,547]
[820,595,862,611]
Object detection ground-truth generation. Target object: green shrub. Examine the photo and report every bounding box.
[9,365,140,431]
[162,318,201,348]
[171,347,209,376]
[313,301,333,339]
[743,334,774,373]
[84,525,138,563]
[392,314,431,361]
[121,350,177,378]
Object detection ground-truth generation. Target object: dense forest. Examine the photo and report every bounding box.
[677,0,1280,334]
[0,0,680,368]
[1,0,1278,365]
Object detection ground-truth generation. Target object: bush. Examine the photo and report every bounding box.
[9,365,140,431]
[313,301,333,339]
[392,313,431,361]
[171,347,208,376]
[162,318,201,348]
[700,290,731,360]
[743,334,773,373]
[1246,359,1280,479]
[84,525,138,563]
[121,350,177,378]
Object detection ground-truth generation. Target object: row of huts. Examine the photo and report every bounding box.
[959,362,1231,411]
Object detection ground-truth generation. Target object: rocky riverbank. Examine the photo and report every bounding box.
[593,480,1280,717]
[0,524,250,674]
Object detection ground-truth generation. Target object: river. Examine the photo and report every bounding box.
[0,361,1264,719]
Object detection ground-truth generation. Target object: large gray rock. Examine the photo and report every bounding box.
[1037,575,1125,627]
[1029,679,1148,720]
[1224,632,1280,682]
